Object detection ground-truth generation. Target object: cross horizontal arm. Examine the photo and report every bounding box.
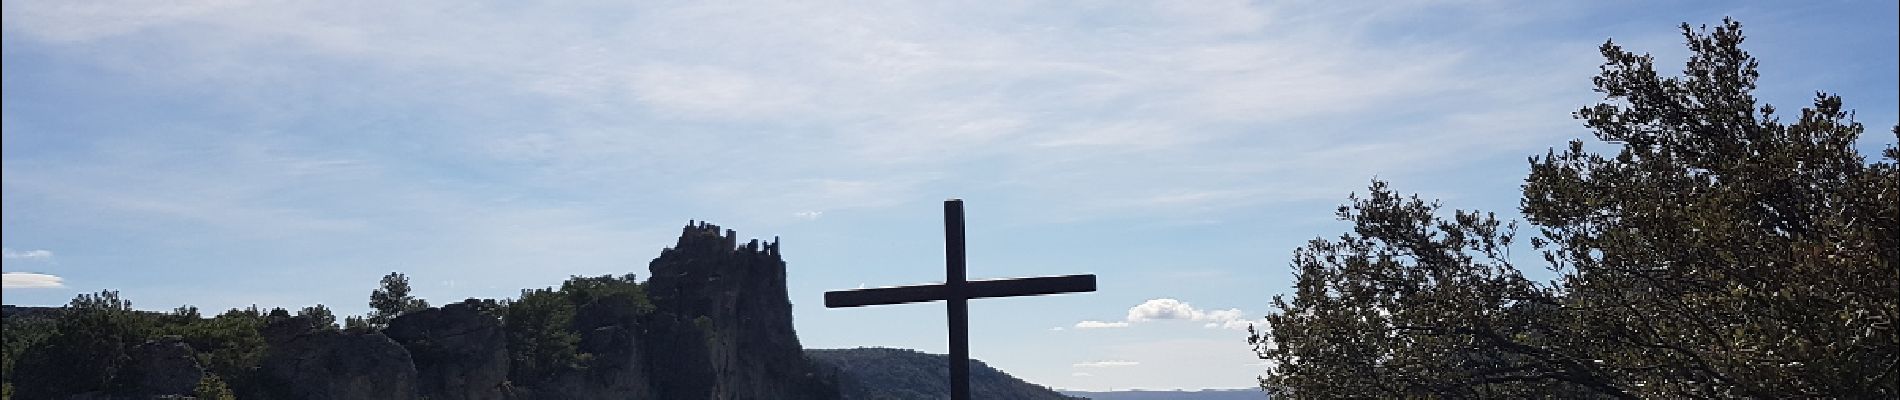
[825,274,1096,308]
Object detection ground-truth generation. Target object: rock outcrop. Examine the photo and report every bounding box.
[127,337,205,398]
[261,329,419,400]
[386,300,509,400]
[643,222,836,400]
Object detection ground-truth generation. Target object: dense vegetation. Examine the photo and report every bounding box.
[807,347,1079,400]
[1253,19,1898,398]
[0,272,651,400]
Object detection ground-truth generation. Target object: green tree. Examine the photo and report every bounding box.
[500,274,654,386]
[193,373,237,400]
[1255,19,1898,398]
[343,315,373,332]
[298,304,339,331]
[1,315,57,392]
[369,272,430,328]
[156,306,272,397]
[11,291,154,399]
[503,287,582,385]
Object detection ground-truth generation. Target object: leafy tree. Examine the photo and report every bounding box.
[503,287,582,385]
[11,291,154,399]
[298,304,339,331]
[157,306,271,397]
[343,315,374,332]
[369,271,431,328]
[1255,19,1898,398]
[0,315,57,394]
[501,274,654,386]
[1253,182,1588,398]
[562,273,654,330]
[193,373,237,400]
[168,305,203,324]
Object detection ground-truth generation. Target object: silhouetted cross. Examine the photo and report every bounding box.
[825,199,1097,400]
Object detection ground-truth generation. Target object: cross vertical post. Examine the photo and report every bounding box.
[944,200,970,400]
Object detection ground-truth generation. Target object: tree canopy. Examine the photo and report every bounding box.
[0,272,660,399]
[368,271,431,328]
[1254,18,1897,398]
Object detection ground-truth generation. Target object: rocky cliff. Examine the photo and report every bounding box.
[642,221,836,400]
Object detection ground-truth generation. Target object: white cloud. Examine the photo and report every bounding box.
[1074,360,1140,368]
[1,248,54,260]
[2,272,65,289]
[1075,320,1130,329]
[1049,326,1065,331]
[1127,298,1206,321]
[1076,298,1259,331]
[793,210,823,220]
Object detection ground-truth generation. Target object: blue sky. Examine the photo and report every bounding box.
[3,0,1895,391]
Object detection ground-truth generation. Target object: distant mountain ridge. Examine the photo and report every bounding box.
[809,347,1080,400]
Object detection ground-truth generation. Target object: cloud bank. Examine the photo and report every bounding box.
[1074,360,1140,368]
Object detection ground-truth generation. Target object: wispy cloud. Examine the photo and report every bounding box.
[1074,360,1140,368]
[1075,320,1131,329]
[2,272,65,289]
[1,248,53,260]
[0,0,1593,227]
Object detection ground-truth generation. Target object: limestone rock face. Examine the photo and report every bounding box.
[261,330,419,400]
[129,337,205,398]
[643,222,837,400]
[386,300,509,400]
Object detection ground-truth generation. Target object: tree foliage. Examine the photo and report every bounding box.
[194,373,238,400]
[502,273,655,386]
[0,272,663,398]
[298,304,339,331]
[504,287,583,385]
[159,306,272,397]
[11,291,153,399]
[369,271,431,328]
[1255,19,1898,398]
[1,312,58,399]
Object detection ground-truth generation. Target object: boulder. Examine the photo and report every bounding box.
[261,330,418,400]
[386,300,509,400]
[129,337,205,397]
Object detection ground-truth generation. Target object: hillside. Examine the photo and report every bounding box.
[1061,389,1268,400]
[808,347,1080,400]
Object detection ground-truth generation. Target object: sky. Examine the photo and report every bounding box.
[3,0,1895,392]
